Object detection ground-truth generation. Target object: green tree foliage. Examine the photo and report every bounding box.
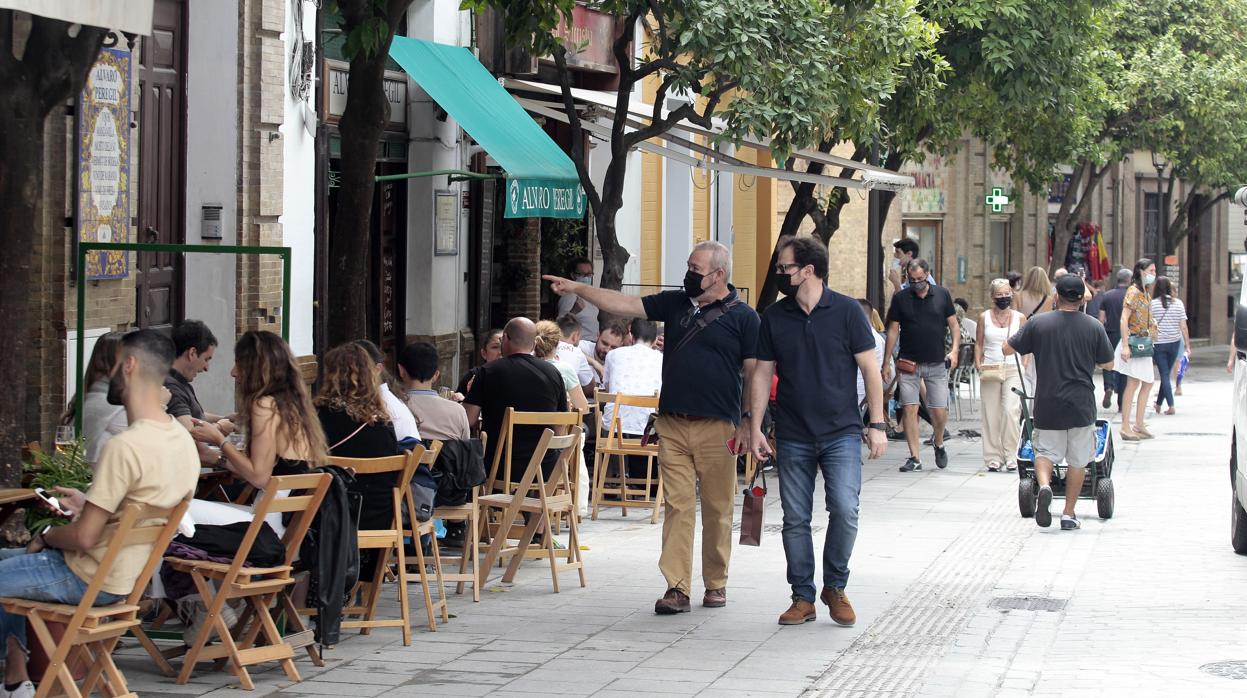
[464,0,932,290]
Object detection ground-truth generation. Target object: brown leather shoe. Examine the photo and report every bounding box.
[654,588,691,614]
[820,587,856,626]
[778,599,816,625]
[702,588,727,608]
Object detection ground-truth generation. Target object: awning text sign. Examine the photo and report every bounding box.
[506,178,586,219]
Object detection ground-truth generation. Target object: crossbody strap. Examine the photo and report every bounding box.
[329,421,370,452]
[671,298,741,355]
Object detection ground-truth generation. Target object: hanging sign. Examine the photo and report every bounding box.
[985,187,1011,213]
[505,178,586,219]
[77,47,132,280]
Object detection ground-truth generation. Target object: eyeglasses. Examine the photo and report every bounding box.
[775,263,801,274]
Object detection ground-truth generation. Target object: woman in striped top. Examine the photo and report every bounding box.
[1149,277,1190,415]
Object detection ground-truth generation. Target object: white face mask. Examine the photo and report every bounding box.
[576,275,592,284]
[1142,273,1156,286]
[890,258,902,272]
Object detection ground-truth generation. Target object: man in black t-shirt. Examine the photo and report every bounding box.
[544,241,760,616]
[1006,274,1115,530]
[464,318,568,479]
[883,259,960,472]
[1097,268,1132,409]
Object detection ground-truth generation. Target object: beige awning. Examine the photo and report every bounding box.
[503,78,914,190]
[0,0,153,34]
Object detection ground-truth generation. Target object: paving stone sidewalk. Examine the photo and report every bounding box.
[114,347,1245,697]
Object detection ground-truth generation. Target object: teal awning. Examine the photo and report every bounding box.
[388,37,586,219]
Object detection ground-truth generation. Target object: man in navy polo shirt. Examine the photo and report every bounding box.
[747,236,887,627]
[544,241,760,615]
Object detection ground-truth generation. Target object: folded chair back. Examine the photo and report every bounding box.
[603,393,660,450]
[486,408,583,495]
[327,451,418,530]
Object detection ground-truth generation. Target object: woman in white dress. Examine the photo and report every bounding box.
[976,279,1027,472]
[1114,259,1158,441]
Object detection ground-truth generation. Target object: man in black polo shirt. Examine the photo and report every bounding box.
[544,241,760,615]
[464,317,569,477]
[883,259,960,472]
[748,236,887,627]
[1097,268,1132,409]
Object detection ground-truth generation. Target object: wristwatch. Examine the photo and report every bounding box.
[868,422,887,432]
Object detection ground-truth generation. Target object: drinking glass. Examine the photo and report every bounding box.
[55,425,76,454]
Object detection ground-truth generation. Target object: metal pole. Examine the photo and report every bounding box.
[866,137,884,310]
[74,247,87,435]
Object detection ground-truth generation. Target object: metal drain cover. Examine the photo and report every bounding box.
[1201,661,1247,679]
[988,596,1068,612]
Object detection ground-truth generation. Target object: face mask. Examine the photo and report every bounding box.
[890,258,902,272]
[909,280,928,293]
[777,272,801,297]
[683,270,707,298]
[1142,273,1156,286]
[994,296,1013,310]
[575,275,592,285]
[106,367,126,406]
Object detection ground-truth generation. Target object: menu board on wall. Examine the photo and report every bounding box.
[77,47,132,279]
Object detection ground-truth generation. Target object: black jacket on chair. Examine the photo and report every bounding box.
[432,438,487,507]
[300,465,360,646]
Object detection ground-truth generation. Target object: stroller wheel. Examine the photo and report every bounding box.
[1096,478,1115,520]
[1018,477,1037,518]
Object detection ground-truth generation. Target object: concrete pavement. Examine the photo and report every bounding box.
[115,346,1247,697]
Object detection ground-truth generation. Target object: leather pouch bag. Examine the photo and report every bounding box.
[739,469,767,547]
[896,358,918,374]
[1127,335,1154,358]
[978,363,1008,384]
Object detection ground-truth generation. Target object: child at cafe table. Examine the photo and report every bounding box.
[0,330,198,698]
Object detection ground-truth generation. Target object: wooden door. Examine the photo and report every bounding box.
[135,0,186,331]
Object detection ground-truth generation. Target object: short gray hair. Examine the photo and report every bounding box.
[693,240,732,281]
[989,278,1012,295]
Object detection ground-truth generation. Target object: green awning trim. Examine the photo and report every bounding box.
[388,37,585,219]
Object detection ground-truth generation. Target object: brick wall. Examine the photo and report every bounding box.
[502,218,542,321]
[405,330,475,390]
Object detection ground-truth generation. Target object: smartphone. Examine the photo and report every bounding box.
[33,487,70,516]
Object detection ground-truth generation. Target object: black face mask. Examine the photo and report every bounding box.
[683,270,707,298]
[777,272,801,297]
[993,296,1013,310]
[106,368,126,406]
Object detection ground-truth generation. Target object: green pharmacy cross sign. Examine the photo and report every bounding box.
[985,187,1011,212]
[506,178,587,219]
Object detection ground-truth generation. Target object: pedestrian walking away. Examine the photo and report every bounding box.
[883,259,959,472]
[1097,268,1133,410]
[747,236,887,627]
[975,279,1027,473]
[1149,276,1190,415]
[1005,274,1115,530]
[1115,258,1159,441]
[544,240,760,615]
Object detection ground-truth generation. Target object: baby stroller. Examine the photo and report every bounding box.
[1012,384,1115,520]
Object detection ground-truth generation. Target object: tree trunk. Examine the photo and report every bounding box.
[0,89,43,487]
[326,44,393,346]
[594,154,631,291]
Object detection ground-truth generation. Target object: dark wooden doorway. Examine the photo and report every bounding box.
[135,0,186,332]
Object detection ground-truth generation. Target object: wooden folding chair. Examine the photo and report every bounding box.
[398,444,450,630]
[165,472,330,690]
[486,409,583,544]
[431,436,485,602]
[591,393,663,523]
[330,449,419,645]
[479,427,586,592]
[1,496,191,698]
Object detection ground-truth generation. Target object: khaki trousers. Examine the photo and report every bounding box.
[654,415,737,594]
[980,364,1023,467]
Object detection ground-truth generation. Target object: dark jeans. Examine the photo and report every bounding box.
[776,435,862,602]
[1153,340,1181,408]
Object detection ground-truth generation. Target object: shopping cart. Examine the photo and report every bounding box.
[1012,386,1115,520]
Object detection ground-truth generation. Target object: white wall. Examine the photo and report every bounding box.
[587,133,642,285]
[663,134,694,286]
[404,0,471,359]
[281,0,318,357]
[183,0,239,413]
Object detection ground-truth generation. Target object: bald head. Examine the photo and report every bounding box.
[502,317,537,355]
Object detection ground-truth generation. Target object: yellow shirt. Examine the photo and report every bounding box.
[65,417,199,595]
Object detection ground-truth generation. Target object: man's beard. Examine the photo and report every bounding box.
[106,371,127,406]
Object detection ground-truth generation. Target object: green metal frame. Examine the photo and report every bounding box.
[374,169,500,183]
[73,242,292,433]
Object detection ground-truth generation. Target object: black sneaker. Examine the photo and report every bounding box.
[887,428,907,442]
[1060,515,1081,530]
[1035,486,1053,528]
[899,457,922,472]
[934,446,948,469]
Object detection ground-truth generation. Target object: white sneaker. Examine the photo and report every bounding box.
[0,680,37,698]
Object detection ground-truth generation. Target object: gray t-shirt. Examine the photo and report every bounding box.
[1008,310,1113,430]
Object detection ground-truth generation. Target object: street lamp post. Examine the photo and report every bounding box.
[1152,150,1167,258]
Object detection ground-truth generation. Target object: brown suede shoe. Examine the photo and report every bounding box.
[702,588,727,608]
[820,587,856,626]
[778,599,817,625]
[654,588,691,614]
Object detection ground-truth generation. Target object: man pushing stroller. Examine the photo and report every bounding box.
[1005,274,1115,529]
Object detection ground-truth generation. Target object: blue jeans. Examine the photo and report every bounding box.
[1153,341,1181,409]
[0,548,122,654]
[776,435,862,602]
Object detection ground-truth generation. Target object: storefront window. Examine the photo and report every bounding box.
[989,220,1010,278]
